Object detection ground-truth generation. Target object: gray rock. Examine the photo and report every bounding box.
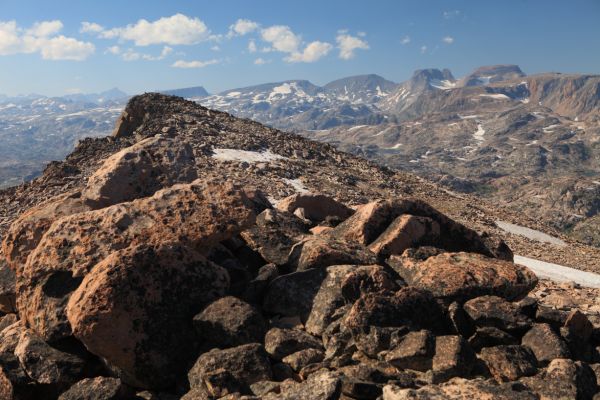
[264,328,323,360]
[385,330,435,372]
[521,323,570,365]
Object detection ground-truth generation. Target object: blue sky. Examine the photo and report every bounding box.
[1,0,599,96]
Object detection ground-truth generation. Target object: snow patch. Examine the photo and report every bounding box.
[283,178,309,194]
[212,148,286,163]
[514,255,600,288]
[473,124,485,141]
[430,79,456,90]
[478,93,510,100]
[495,220,566,246]
[459,114,479,120]
[348,125,367,131]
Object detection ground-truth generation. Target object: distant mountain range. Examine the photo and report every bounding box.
[1,64,599,246]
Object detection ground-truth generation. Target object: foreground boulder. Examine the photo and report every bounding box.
[81,136,198,208]
[276,193,353,223]
[18,180,257,342]
[58,377,133,400]
[67,243,229,389]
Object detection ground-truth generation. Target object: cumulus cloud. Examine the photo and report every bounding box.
[336,33,369,60]
[105,45,120,55]
[443,10,461,19]
[254,57,269,65]
[442,36,454,44]
[0,19,94,60]
[261,25,301,53]
[400,35,411,45]
[248,39,257,53]
[228,19,259,37]
[80,21,104,34]
[96,14,211,46]
[420,45,428,54]
[121,45,173,61]
[285,41,332,63]
[171,59,220,68]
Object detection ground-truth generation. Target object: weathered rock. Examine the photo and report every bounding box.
[521,323,571,365]
[19,180,256,342]
[67,243,230,389]
[188,343,272,397]
[468,327,518,352]
[14,328,85,388]
[58,377,134,400]
[282,348,325,371]
[288,236,377,271]
[340,264,399,303]
[368,215,440,257]
[447,302,474,338]
[521,358,598,400]
[385,330,435,371]
[193,296,267,349]
[241,208,309,266]
[264,328,323,360]
[535,305,569,329]
[390,252,537,302]
[0,314,17,333]
[305,265,356,336]
[329,199,512,260]
[276,194,353,223]
[0,321,38,398]
[464,296,532,333]
[431,335,476,382]
[263,369,342,400]
[383,378,538,399]
[564,309,594,341]
[344,287,447,334]
[81,136,198,208]
[1,191,90,272]
[479,345,537,382]
[354,326,406,358]
[0,260,16,313]
[341,377,382,399]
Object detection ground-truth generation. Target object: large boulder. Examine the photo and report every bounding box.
[479,345,537,382]
[276,194,353,223]
[263,369,342,400]
[520,358,598,400]
[66,243,230,389]
[81,136,198,208]
[18,180,256,342]
[288,236,378,271]
[368,215,440,257]
[384,330,435,371]
[389,252,537,302]
[58,377,134,400]
[521,323,571,365]
[264,328,323,361]
[328,199,512,260]
[464,296,532,334]
[0,260,16,313]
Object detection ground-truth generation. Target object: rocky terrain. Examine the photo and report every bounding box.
[0,94,600,399]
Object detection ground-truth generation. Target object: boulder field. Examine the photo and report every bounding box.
[0,100,599,399]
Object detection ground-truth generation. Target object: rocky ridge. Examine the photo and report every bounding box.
[0,94,600,399]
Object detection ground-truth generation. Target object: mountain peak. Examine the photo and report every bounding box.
[461,64,525,86]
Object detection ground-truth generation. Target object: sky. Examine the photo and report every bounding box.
[0,0,599,96]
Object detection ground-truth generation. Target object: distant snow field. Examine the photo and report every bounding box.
[514,255,600,288]
[473,124,486,141]
[478,93,510,100]
[495,220,566,246]
[211,148,286,163]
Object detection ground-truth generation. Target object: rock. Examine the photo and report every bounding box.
[329,199,512,260]
[14,328,85,389]
[67,243,229,389]
[463,296,532,333]
[389,252,537,302]
[344,287,447,334]
[521,358,598,400]
[19,180,256,342]
[81,136,198,208]
[431,335,476,382]
[188,343,272,397]
[341,377,382,399]
[521,323,571,365]
[288,236,377,272]
[0,260,16,313]
[241,209,309,266]
[479,345,538,382]
[263,268,326,320]
[282,349,325,371]
[354,326,406,358]
[447,302,474,338]
[250,380,281,396]
[340,264,399,303]
[0,321,41,399]
[368,215,440,257]
[263,369,342,400]
[276,194,353,223]
[305,265,356,336]
[383,378,538,399]
[564,309,594,341]
[193,296,267,349]
[1,191,90,272]
[0,313,18,333]
[264,328,323,360]
[58,377,134,400]
[385,330,435,371]
[241,263,279,304]
[468,327,518,352]
[535,305,569,329]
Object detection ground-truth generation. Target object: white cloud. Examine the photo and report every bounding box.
[285,41,332,63]
[0,19,94,60]
[228,19,259,37]
[105,45,120,55]
[442,36,454,44]
[254,57,269,65]
[211,45,221,51]
[357,31,366,37]
[172,59,219,68]
[248,39,257,53]
[400,35,411,45]
[420,45,428,54]
[121,45,173,61]
[443,10,461,19]
[336,33,369,60]
[261,25,301,53]
[99,14,211,46]
[80,21,104,34]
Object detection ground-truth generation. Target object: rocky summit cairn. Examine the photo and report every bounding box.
[0,94,599,399]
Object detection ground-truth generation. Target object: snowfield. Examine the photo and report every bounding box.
[211,148,286,163]
[495,220,566,246]
[514,255,600,288]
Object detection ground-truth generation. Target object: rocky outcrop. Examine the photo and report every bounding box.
[276,193,353,223]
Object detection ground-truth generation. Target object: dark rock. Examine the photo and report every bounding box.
[276,194,353,223]
[521,358,598,400]
[0,314,18,333]
[535,306,569,329]
[354,326,407,358]
[468,327,518,352]
[341,377,382,399]
[430,335,476,382]
[383,378,539,399]
[263,369,341,400]
[288,236,377,271]
[58,377,134,400]
[384,330,435,372]
[282,349,325,371]
[479,345,538,382]
[263,268,326,320]
[564,310,594,342]
[447,302,474,338]
[0,260,16,313]
[521,323,570,365]
[193,296,267,349]
[249,380,281,396]
[340,264,399,303]
[464,296,532,334]
[264,328,323,360]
